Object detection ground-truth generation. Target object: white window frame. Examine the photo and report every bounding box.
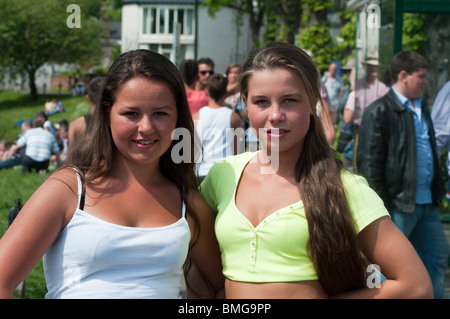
[142,5,195,36]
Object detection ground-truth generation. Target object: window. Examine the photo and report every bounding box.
[159,8,165,33]
[142,6,195,35]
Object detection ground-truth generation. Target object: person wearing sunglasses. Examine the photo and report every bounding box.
[196,57,215,91]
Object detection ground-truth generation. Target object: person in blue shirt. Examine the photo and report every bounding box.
[357,51,448,298]
[431,80,450,201]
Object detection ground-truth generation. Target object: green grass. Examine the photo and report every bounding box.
[0,91,90,141]
[0,90,88,298]
[0,165,51,298]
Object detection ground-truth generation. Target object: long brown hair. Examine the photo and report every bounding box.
[64,49,200,236]
[240,42,368,296]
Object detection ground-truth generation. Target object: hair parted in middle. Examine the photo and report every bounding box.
[65,49,200,217]
[239,42,368,296]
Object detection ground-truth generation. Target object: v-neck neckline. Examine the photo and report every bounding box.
[232,152,304,229]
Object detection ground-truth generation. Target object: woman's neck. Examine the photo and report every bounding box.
[110,155,166,187]
[256,147,300,179]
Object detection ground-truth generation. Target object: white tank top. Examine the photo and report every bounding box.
[195,106,234,177]
[43,172,190,299]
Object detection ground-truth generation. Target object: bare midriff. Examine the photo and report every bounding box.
[225,278,328,299]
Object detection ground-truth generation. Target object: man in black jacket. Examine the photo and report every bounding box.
[357,51,448,298]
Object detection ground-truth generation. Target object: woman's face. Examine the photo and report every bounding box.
[244,68,311,154]
[227,66,241,84]
[109,76,178,167]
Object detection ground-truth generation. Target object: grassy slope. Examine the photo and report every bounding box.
[0,91,88,298]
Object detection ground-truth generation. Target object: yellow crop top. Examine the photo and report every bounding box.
[199,152,390,283]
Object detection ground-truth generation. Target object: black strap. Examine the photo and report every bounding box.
[79,191,85,210]
[75,168,86,210]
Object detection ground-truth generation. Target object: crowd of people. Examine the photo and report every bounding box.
[0,42,449,299]
[0,109,68,174]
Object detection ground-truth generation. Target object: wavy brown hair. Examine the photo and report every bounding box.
[239,42,368,296]
[64,49,200,238]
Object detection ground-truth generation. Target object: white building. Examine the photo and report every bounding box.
[121,0,252,74]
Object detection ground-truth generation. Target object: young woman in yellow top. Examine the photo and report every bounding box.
[200,42,432,298]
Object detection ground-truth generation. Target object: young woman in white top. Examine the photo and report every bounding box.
[193,73,242,181]
[0,50,224,299]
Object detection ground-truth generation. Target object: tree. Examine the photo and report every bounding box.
[271,0,303,44]
[0,0,103,101]
[297,0,337,72]
[202,0,356,70]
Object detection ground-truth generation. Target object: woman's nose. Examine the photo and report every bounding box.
[139,116,153,133]
[268,104,284,122]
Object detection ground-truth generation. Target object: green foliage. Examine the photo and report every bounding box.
[101,0,122,21]
[298,23,337,71]
[201,0,358,65]
[302,0,334,13]
[402,13,427,52]
[0,0,104,100]
[0,0,103,67]
[336,8,357,61]
[298,1,357,72]
[201,0,241,18]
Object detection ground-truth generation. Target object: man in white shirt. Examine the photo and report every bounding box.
[9,119,61,173]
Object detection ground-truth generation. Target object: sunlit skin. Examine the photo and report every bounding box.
[228,68,327,298]
[244,68,312,162]
[109,76,178,171]
[226,66,241,93]
[225,67,433,299]
[0,75,225,298]
[393,68,427,106]
[227,66,240,83]
[197,63,214,90]
[73,76,182,229]
[365,64,379,84]
[328,62,338,78]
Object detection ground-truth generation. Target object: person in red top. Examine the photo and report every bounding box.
[179,59,209,114]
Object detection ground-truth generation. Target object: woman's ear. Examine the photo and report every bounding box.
[242,95,247,108]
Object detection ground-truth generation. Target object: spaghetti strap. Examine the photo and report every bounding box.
[181,201,186,218]
[180,186,186,218]
[73,168,85,210]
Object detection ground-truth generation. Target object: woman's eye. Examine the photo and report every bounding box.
[254,100,268,106]
[153,111,168,117]
[122,111,137,116]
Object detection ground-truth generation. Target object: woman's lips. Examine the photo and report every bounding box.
[266,128,289,138]
[134,139,156,149]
